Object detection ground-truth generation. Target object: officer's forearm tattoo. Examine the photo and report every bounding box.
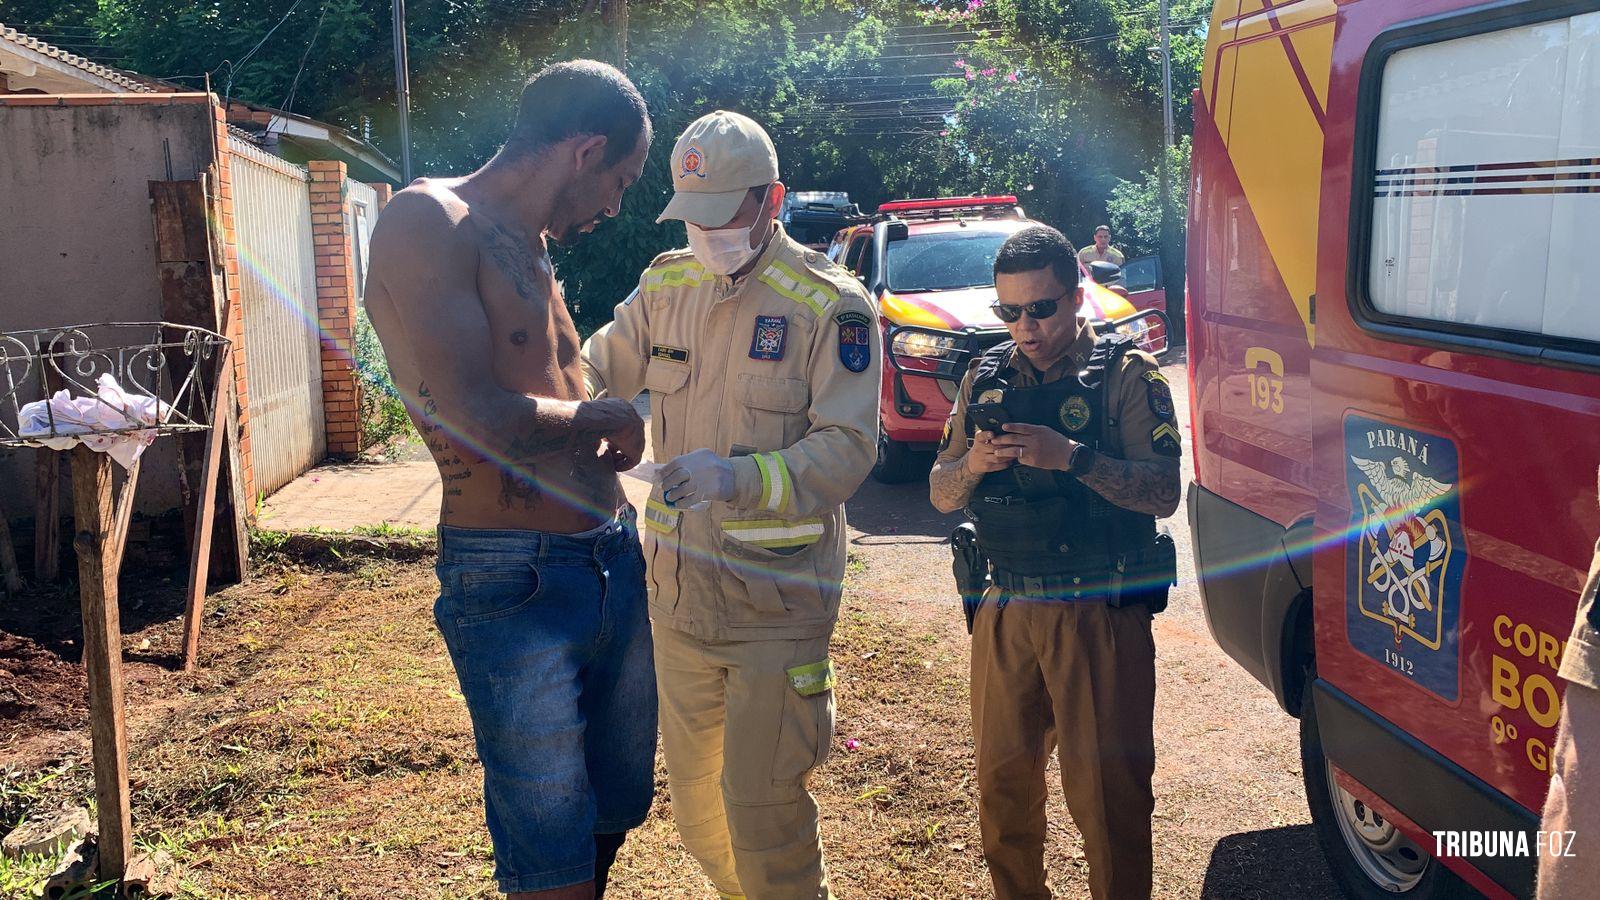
[929,454,984,513]
[1077,455,1182,518]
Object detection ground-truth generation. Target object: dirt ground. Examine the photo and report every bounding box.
[0,357,1343,898]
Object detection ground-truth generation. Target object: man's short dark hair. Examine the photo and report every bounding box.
[995,224,1080,289]
[506,59,651,165]
[1094,224,1111,235]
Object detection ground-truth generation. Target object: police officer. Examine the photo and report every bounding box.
[929,224,1180,900]
[581,111,880,900]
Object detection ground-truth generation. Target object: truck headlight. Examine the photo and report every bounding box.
[1117,317,1151,342]
[892,331,960,359]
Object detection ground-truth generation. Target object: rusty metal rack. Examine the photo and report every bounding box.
[0,321,231,890]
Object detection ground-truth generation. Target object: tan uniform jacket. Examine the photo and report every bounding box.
[935,322,1182,471]
[583,226,882,641]
[1077,245,1126,268]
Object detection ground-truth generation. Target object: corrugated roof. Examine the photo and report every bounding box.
[0,22,155,93]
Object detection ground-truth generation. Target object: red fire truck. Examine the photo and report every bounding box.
[1187,2,1600,897]
[828,196,1166,482]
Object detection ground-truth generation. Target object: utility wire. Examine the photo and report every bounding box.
[280,0,329,114]
[222,0,306,104]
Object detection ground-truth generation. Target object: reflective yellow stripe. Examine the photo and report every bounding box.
[786,659,835,696]
[642,261,707,292]
[644,498,680,533]
[753,452,792,514]
[722,517,825,548]
[758,260,835,316]
[1152,422,1181,444]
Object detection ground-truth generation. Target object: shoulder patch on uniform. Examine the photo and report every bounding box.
[835,310,871,328]
[1142,370,1169,386]
[1152,421,1182,457]
[938,418,953,453]
[838,316,872,372]
[651,344,688,363]
[1147,377,1175,420]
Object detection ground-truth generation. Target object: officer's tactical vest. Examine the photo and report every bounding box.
[963,335,1156,583]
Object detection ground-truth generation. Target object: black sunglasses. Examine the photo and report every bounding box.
[990,290,1069,324]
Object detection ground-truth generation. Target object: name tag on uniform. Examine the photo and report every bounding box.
[651,345,689,363]
[750,315,787,361]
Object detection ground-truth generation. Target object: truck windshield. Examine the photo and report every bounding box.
[885,230,1009,293]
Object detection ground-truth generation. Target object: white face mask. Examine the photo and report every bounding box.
[687,189,772,275]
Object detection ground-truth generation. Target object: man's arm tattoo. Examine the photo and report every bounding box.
[1077,456,1181,517]
[929,455,983,513]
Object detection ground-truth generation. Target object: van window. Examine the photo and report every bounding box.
[1365,11,1600,345]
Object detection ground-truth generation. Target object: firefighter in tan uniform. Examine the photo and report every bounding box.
[581,111,879,900]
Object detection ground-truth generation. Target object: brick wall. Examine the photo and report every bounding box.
[211,103,257,505]
[308,160,363,458]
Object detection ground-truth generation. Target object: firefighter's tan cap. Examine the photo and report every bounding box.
[657,110,780,227]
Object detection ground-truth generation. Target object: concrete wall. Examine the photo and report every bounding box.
[0,96,218,518]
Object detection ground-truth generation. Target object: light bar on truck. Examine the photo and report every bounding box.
[876,195,1020,215]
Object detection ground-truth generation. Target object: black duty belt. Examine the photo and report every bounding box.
[992,568,1113,601]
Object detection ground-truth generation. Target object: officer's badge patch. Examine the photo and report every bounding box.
[651,344,689,363]
[1142,370,1169,386]
[1059,395,1093,432]
[1345,415,1465,701]
[1147,379,1175,420]
[749,316,787,361]
[939,418,953,452]
[1151,422,1182,457]
[977,389,1005,405]
[836,312,872,373]
[680,146,707,179]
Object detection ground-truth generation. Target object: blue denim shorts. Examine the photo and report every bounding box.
[433,510,657,894]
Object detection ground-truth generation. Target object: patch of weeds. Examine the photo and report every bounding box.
[0,764,65,832]
[846,550,868,577]
[0,848,113,899]
[355,309,417,450]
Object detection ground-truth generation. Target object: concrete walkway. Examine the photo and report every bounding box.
[259,398,654,532]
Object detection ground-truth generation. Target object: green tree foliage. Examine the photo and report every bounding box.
[4,0,1209,330]
[1107,135,1190,259]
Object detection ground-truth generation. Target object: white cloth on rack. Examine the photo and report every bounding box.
[17,373,165,470]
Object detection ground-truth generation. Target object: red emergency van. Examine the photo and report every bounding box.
[1187,1,1600,897]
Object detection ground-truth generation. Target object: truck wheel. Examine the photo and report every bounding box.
[872,425,928,484]
[1300,676,1471,898]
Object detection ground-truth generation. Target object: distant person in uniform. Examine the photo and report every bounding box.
[583,110,881,900]
[930,224,1180,900]
[364,60,654,900]
[1539,469,1600,898]
[1077,225,1125,268]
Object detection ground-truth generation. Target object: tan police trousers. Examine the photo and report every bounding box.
[653,623,835,900]
[972,589,1157,900]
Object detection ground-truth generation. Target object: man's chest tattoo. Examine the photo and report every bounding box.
[482,224,547,300]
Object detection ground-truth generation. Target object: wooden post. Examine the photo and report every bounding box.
[68,445,133,882]
[180,343,232,670]
[150,178,248,585]
[34,448,60,582]
[0,497,21,595]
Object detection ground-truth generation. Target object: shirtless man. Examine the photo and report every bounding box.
[364,60,653,900]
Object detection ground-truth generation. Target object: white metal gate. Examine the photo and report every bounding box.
[230,137,325,497]
[346,179,378,304]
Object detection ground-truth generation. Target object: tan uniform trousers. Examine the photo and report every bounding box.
[972,588,1157,900]
[654,622,835,900]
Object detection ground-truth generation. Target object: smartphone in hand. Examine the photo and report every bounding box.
[967,402,1010,435]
